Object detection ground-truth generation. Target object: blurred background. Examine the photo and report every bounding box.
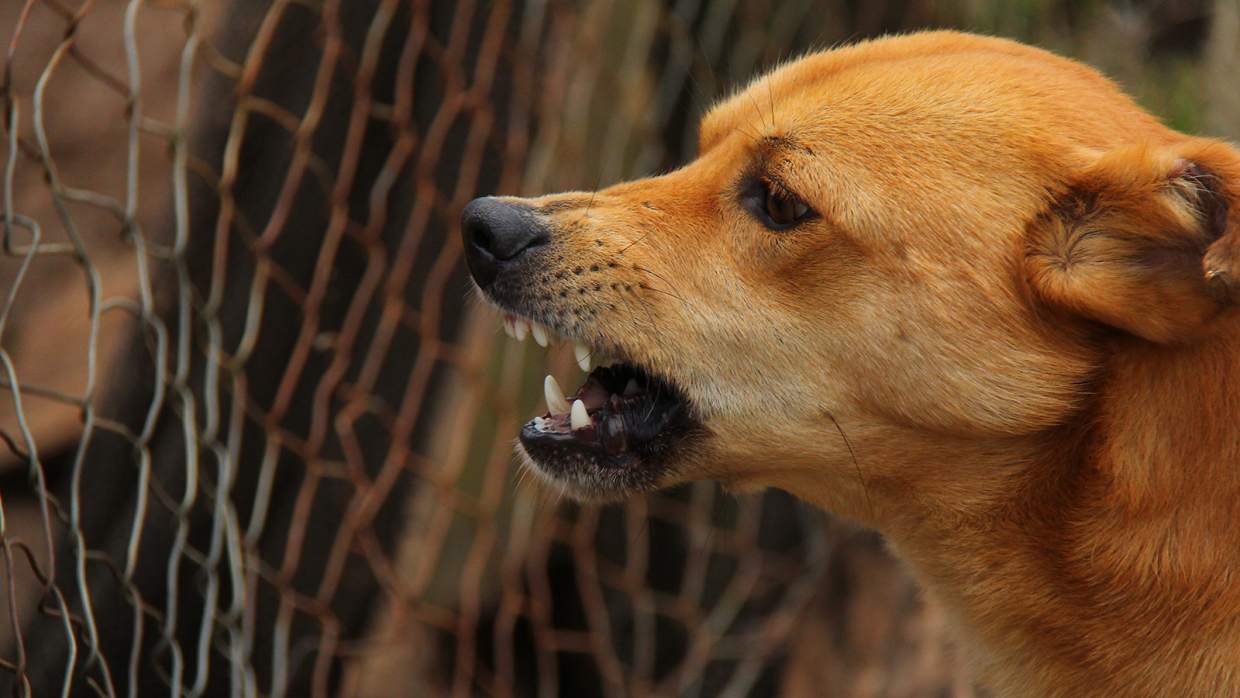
[0,0,1235,696]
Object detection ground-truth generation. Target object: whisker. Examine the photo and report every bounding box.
[614,286,640,331]
[628,498,651,556]
[735,124,764,146]
[632,293,661,344]
[640,284,691,307]
[531,475,551,519]
[827,412,874,522]
[634,265,690,304]
[585,151,609,218]
[696,513,717,572]
[619,231,650,255]
[767,78,777,129]
[689,28,724,104]
[745,88,770,131]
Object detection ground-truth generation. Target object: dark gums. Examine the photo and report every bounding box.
[518,363,699,472]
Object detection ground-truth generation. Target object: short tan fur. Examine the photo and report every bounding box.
[488,32,1240,697]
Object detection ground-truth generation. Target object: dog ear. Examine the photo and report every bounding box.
[1026,140,1240,343]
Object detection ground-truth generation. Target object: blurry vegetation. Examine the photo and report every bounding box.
[547,0,1238,193]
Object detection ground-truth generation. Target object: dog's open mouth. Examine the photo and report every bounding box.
[501,313,701,495]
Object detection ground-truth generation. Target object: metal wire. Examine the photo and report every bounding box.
[1,0,1226,696]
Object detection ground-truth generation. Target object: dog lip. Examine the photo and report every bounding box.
[491,311,685,418]
[487,306,702,495]
[494,308,639,370]
[519,362,702,493]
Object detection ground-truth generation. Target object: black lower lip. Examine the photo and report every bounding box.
[519,426,639,470]
[518,364,701,493]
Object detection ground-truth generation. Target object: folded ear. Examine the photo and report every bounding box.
[1026,139,1240,343]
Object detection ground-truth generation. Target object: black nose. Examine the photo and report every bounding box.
[461,197,548,290]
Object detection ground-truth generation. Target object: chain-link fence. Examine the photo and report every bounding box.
[0,1,1235,696]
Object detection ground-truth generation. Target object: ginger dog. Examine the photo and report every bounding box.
[461,31,1240,697]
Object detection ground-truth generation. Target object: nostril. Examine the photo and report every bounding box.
[472,226,492,254]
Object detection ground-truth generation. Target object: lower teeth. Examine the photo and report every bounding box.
[570,399,591,430]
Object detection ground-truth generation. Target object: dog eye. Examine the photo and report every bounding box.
[761,181,810,228]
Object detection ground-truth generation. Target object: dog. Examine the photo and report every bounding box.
[460,31,1240,697]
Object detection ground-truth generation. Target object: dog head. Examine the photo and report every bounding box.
[461,31,1240,517]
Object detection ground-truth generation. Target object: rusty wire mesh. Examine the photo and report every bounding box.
[0,1,864,695]
[0,0,1233,696]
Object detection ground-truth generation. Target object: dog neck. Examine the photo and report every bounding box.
[849,322,1240,697]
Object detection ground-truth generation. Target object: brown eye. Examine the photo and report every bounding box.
[763,183,809,226]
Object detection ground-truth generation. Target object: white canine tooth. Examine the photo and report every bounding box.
[570,399,590,430]
[514,318,529,341]
[623,378,641,397]
[532,323,550,347]
[573,342,591,372]
[544,375,571,416]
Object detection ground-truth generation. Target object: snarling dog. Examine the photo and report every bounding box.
[461,31,1240,697]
